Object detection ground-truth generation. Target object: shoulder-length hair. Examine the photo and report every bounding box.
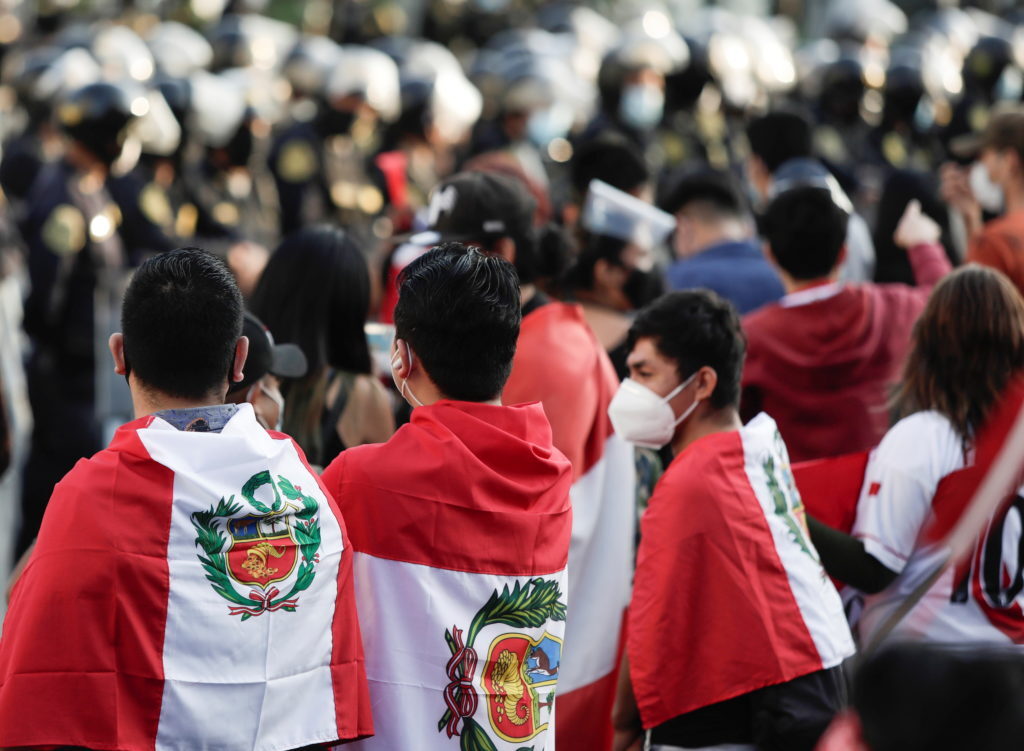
[894,265,1024,443]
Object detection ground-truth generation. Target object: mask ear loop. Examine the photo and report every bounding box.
[392,341,425,408]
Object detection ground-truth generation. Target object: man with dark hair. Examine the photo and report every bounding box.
[0,247,372,749]
[742,188,952,462]
[662,168,784,313]
[321,243,573,751]
[424,171,636,749]
[745,110,876,282]
[609,290,854,751]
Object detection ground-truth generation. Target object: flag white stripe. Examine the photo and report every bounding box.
[350,553,568,751]
[558,434,635,694]
[139,407,344,751]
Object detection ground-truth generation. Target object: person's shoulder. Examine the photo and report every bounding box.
[876,411,961,466]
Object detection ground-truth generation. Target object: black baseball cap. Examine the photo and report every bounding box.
[231,311,307,393]
[428,171,536,246]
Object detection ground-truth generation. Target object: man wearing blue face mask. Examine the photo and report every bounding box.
[609,290,854,751]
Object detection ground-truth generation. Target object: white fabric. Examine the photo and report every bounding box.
[741,414,855,669]
[349,554,568,751]
[558,434,636,694]
[138,404,345,751]
[779,282,843,308]
[853,411,1024,646]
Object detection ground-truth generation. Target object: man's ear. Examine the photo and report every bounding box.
[493,236,517,265]
[231,336,249,385]
[694,366,718,402]
[109,333,127,376]
[392,337,413,381]
[835,244,847,270]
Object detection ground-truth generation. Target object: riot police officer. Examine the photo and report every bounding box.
[16,80,170,559]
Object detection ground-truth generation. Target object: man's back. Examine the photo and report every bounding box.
[666,239,784,314]
[969,208,1024,297]
[0,404,371,750]
[322,400,573,751]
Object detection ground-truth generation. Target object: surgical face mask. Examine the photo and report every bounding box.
[391,343,424,408]
[607,371,700,449]
[526,104,572,147]
[970,161,1004,213]
[618,83,664,132]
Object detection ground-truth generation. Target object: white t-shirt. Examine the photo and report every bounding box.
[853,410,1024,646]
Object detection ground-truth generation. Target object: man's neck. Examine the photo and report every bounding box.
[780,272,839,296]
[132,389,227,420]
[685,221,747,259]
[1004,180,1024,215]
[670,408,743,457]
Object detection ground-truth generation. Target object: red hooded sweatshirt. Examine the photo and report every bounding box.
[741,242,951,463]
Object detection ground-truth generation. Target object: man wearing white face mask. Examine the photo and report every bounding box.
[609,290,854,751]
[943,104,1024,296]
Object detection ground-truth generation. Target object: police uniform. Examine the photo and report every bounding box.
[17,158,129,557]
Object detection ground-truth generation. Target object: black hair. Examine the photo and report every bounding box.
[660,168,747,218]
[395,242,521,402]
[855,644,1024,751]
[627,290,745,409]
[746,110,814,172]
[570,134,650,199]
[564,233,630,292]
[122,247,243,399]
[250,225,372,377]
[762,187,849,281]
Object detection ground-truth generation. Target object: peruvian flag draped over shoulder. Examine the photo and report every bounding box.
[502,302,636,751]
[322,400,573,751]
[629,414,854,728]
[0,404,371,750]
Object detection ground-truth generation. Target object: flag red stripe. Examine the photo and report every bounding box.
[0,423,172,750]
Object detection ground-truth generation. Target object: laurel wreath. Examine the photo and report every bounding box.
[439,578,566,751]
[191,472,322,620]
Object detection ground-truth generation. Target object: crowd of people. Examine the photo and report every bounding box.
[0,0,1024,749]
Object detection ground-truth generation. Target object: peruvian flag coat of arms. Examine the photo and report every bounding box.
[0,404,372,750]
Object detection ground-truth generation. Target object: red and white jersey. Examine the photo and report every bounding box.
[630,413,854,728]
[0,404,372,750]
[853,410,1024,645]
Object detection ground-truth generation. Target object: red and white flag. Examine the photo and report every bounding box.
[503,303,636,751]
[0,404,372,750]
[322,400,573,751]
[629,414,855,728]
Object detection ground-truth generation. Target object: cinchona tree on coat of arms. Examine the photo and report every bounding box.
[191,470,321,620]
[440,578,567,751]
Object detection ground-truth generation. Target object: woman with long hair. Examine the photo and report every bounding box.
[251,225,394,467]
[809,265,1024,646]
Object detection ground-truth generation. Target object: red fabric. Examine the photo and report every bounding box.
[0,417,172,750]
[285,433,374,741]
[741,242,951,462]
[375,150,409,210]
[793,451,870,535]
[503,302,619,479]
[322,400,573,575]
[629,430,824,728]
[968,209,1024,298]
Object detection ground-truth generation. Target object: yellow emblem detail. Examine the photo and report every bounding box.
[59,103,83,127]
[357,185,384,214]
[970,104,990,134]
[42,204,86,255]
[278,140,317,183]
[882,132,907,167]
[490,649,528,726]
[241,541,287,579]
[175,202,199,238]
[213,201,240,226]
[140,183,173,227]
[331,180,358,209]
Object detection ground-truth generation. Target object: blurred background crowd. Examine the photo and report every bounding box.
[2,0,1024,742]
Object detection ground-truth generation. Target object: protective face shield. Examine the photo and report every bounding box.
[608,371,700,449]
[619,82,664,131]
[970,161,1005,213]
